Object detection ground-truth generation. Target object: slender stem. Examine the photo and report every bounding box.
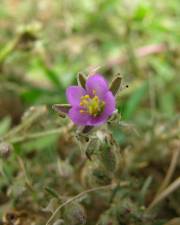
[3,106,47,140]
[157,148,180,194]
[46,183,116,225]
[9,124,74,144]
[146,177,180,213]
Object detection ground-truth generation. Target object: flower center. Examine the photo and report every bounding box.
[79,91,105,117]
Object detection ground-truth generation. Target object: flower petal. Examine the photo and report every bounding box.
[86,74,108,99]
[87,91,116,126]
[103,91,116,116]
[88,113,109,126]
[66,86,86,106]
[68,107,90,126]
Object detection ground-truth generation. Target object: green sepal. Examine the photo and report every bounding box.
[77,72,87,88]
[109,75,122,96]
[52,104,71,118]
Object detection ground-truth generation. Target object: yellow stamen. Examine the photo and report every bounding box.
[84,95,90,99]
[79,91,105,117]
[80,109,86,113]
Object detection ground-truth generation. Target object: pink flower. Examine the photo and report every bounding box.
[66,74,116,126]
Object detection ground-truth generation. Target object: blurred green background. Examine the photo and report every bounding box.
[0,0,179,118]
[0,0,179,224]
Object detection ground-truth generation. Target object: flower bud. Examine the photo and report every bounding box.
[63,202,86,225]
[98,144,118,173]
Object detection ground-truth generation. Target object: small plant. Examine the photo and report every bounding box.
[0,1,179,224]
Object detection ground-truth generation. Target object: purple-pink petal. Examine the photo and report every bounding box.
[68,107,90,126]
[66,86,86,106]
[87,113,109,126]
[103,91,116,116]
[86,74,108,99]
